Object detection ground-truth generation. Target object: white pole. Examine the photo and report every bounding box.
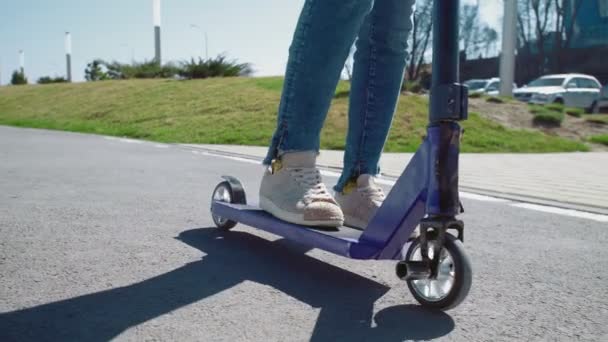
[19,50,25,74]
[65,32,73,82]
[205,32,209,60]
[153,0,162,64]
[499,0,518,96]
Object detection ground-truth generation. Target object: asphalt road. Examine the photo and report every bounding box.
[1,126,607,342]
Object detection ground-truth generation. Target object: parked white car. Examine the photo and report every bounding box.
[514,73,602,112]
[464,78,516,96]
[594,84,608,113]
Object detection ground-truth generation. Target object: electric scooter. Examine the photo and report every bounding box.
[210,0,471,310]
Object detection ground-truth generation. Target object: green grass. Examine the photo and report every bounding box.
[590,134,608,146]
[485,96,504,104]
[0,77,588,152]
[584,114,608,125]
[545,103,565,113]
[533,109,565,127]
[529,105,544,114]
[528,104,565,126]
[565,107,584,117]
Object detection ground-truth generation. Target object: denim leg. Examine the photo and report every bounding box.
[335,0,415,192]
[263,0,374,165]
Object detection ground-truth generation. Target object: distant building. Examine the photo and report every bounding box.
[565,0,608,48]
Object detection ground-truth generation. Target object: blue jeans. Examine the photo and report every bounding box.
[263,0,415,192]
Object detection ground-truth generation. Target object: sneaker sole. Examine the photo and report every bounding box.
[259,196,343,228]
[343,215,368,230]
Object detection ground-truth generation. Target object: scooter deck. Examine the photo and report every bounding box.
[212,201,380,258]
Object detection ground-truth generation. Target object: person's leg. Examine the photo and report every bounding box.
[336,0,415,192]
[260,0,374,227]
[263,0,374,165]
[335,0,415,229]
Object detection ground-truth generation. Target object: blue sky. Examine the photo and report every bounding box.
[0,0,501,84]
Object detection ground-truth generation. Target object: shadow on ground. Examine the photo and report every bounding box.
[0,228,454,341]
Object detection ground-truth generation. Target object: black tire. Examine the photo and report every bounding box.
[404,234,472,310]
[211,181,238,230]
[590,101,600,114]
[554,98,564,105]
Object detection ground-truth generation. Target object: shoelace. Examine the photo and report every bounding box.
[290,168,334,203]
[360,186,385,204]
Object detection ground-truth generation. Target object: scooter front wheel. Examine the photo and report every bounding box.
[401,234,472,310]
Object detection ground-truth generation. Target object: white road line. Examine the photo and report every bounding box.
[154,144,169,149]
[460,192,513,203]
[196,149,608,223]
[104,137,144,144]
[512,203,608,223]
[199,151,261,165]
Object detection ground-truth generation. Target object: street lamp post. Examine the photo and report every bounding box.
[153,0,162,65]
[190,24,209,60]
[19,50,25,74]
[499,0,518,97]
[65,32,73,82]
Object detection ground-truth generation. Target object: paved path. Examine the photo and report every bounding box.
[1,126,607,341]
[185,144,608,215]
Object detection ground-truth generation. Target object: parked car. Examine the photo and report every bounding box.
[464,78,516,96]
[514,73,601,112]
[593,84,608,113]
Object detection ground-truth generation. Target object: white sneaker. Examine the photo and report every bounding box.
[335,174,385,229]
[259,152,344,227]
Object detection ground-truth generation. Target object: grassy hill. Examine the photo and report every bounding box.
[0,77,589,152]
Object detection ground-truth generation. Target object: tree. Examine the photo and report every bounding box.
[406,0,433,81]
[531,0,554,73]
[460,4,482,59]
[551,0,583,72]
[10,70,27,85]
[458,3,499,60]
[517,0,555,74]
[481,27,499,57]
[85,60,108,81]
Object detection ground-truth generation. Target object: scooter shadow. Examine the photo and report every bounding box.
[0,227,454,341]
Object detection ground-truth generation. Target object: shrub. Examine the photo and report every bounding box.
[334,90,350,99]
[99,60,179,80]
[85,59,179,81]
[402,81,423,93]
[10,70,27,85]
[545,103,564,113]
[564,107,583,117]
[179,55,252,79]
[486,96,504,104]
[529,105,544,114]
[468,92,482,98]
[590,134,608,146]
[37,76,68,84]
[533,109,565,126]
[584,114,608,125]
[84,55,252,81]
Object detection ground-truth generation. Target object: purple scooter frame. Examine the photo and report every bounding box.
[211,122,462,261]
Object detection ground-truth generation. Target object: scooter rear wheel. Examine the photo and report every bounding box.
[404,234,472,310]
[211,181,239,230]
